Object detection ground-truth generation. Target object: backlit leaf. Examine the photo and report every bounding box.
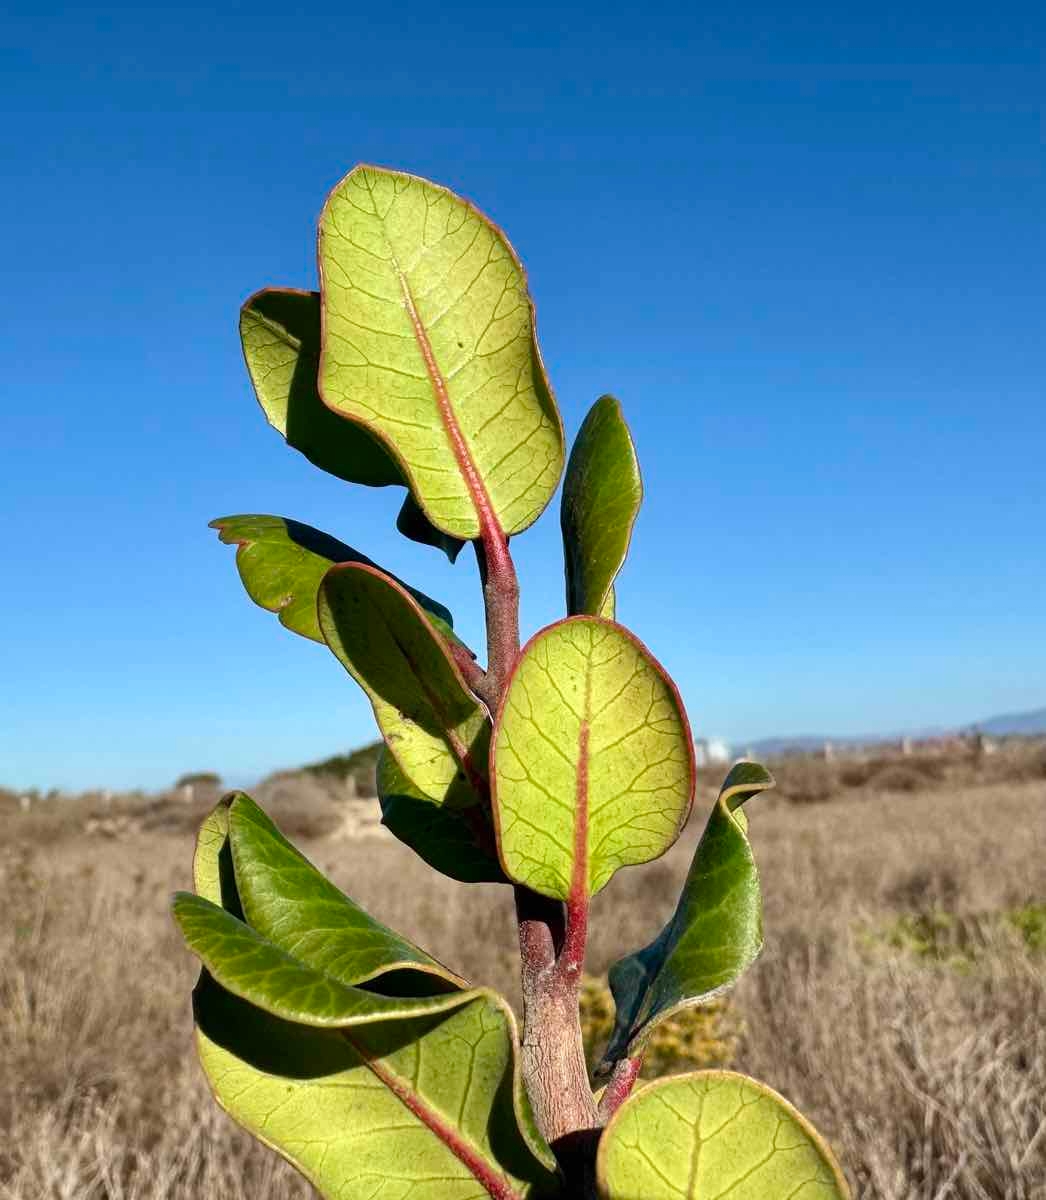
[226,791,465,990]
[491,617,695,901]
[180,793,556,1197]
[597,1070,850,1199]
[318,165,564,541]
[240,289,466,556]
[600,762,773,1072]
[210,514,453,644]
[192,795,243,917]
[561,396,642,617]
[193,975,560,1199]
[240,288,402,487]
[377,750,507,884]
[319,562,491,808]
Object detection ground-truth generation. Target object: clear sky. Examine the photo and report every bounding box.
[3,0,1043,791]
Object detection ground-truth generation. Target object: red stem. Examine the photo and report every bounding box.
[472,531,597,1168]
[473,531,520,711]
[596,1057,642,1124]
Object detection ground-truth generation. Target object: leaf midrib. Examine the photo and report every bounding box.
[376,591,488,800]
[345,1030,526,1200]
[360,173,505,547]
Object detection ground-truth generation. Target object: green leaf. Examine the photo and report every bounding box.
[398,492,467,562]
[209,514,454,644]
[226,791,466,990]
[597,1069,850,1199]
[192,795,243,917]
[179,799,556,1196]
[491,617,695,901]
[174,892,466,1026]
[193,974,560,1199]
[319,562,490,808]
[240,289,468,558]
[318,164,564,541]
[561,396,642,617]
[240,288,402,487]
[377,749,508,884]
[601,762,774,1072]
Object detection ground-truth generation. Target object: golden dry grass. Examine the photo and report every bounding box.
[1,749,1044,1199]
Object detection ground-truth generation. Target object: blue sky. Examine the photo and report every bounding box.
[3,0,1043,790]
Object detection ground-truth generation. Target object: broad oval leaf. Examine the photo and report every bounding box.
[226,791,465,990]
[377,750,507,885]
[600,762,773,1072]
[240,288,402,487]
[210,514,454,644]
[597,1069,850,1200]
[318,164,564,541]
[319,562,490,808]
[193,974,559,1199]
[561,395,642,618]
[491,617,695,901]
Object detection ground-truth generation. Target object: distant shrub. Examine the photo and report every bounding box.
[1007,903,1046,953]
[298,741,382,793]
[860,903,1046,969]
[866,762,938,793]
[174,772,222,790]
[772,755,838,805]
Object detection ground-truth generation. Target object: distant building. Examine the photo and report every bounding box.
[694,737,731,766]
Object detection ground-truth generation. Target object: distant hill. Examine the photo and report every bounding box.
[974,707,1046,737]
[745,705,1046,757]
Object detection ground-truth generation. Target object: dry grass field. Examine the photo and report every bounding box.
[2,742,1044,1199]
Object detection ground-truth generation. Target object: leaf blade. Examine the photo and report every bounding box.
[174,892,465,1027]
[240,289,468,557]
[210,514,453,643]
[319,561,490,807]
[240,288,402,487]
[397,491,467,562]
[561,396,643,617]
[377,749,508,884]
[491,617,695,901]
[226,792,466,989]
[597,1070,850,1199]
[601,762,774,1071]
[193,976,558,1199]
[318,164,564,541]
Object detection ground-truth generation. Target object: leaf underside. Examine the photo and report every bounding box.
[597,1070,850,1199]
[561,395,642,618]
[179,796,558,1199]
[397,490,467,562]
[210,514,454,644]
[492,617,694,901]
[319,562,490,808]
[195,977,559,1199]
[318,164,564,541]
[601,762,774,1071]
[240,288,402,487]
